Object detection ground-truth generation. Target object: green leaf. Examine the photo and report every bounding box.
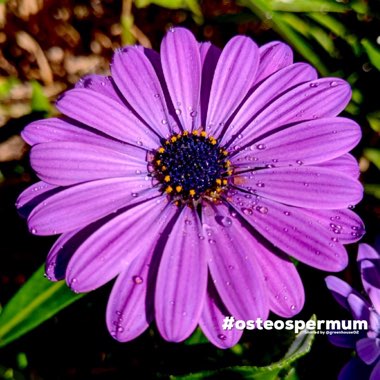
[0,77,19,99]
[267,0,348,13]
[365,184,380,199]
[0,265,84,348]
[367,111,380,132]
[30,80,52,113]
[133,0,203,23]
[184,327,210,345]
[361,39,380,71]
[171,315,316,380]
[364,149,380,170]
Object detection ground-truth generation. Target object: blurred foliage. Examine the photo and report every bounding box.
[0,0,379,379]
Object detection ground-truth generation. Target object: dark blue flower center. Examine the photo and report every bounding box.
[153,131,231,203]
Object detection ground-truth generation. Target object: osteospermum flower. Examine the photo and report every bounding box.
[326,244,380,380]
[17,27,364,348]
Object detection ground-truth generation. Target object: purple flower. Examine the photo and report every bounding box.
[17,27,364,348]
[326,244,380,380]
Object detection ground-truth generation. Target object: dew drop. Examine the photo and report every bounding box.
[256,144,266,150]
[231,211,237,218]
[256,206,268,214]
[154,93,160,98]
[31,228,37,234]
[208,239,216,244]
[296,160,303,165]
[309,82,319,88]
[284,211,291,216]
[184,219,192,225]
[175,108,181,115]
[218,334,227,340]
[351,232,359,237]
[161,119,168,125]
[315,250,321,256]
[133,275,143,284]
[256,181,265,188]
[351,226,359,231]
[190,110,197,118]
[330,81,338,87]
[221,217,232,227]
[198,234,205,240]
[331,237,339,242]
[131,192,138,197]
[242,208,253,216]
[290,305,296,310]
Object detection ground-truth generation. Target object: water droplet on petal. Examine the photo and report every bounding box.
[309,82,319,88]
[175,108,181,115]
[190,110,197,118]
[161,119,168,125]
[184,219,192,225]
[218,334,227,340]
[31,228,37,234]
[256,181,265,188]
[256,144,266,150]
[330,81,338,87]
[256,206,268,214]
[242,208,253,216]
[154,93,160,98]
[290,305,296,310]
[208,239,216,244]
[133,275,143,284]
[131,192,138,197]
[284,211,291,216]
[221,217,232,227]
[296,160,303,165]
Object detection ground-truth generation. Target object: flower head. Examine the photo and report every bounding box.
[18,27,364,348]
[326,244,380,380]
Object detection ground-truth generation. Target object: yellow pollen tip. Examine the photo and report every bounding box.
[165,186,173,194]
[216,187,222,193]
[210,139,217,145]
[227,170,233,176]
[171,136,177,142]
[158,147,165,153]
[156,160,161,166]
[222,179,228,185]
[164,175,171,182]
[165,140,170,145]
[183,131,189,136]
[161,165,167,171]
[176,186,182,193]
[189,189,196,196]
[225,160,231,167]
[222,150,228,156]
[215,179,222,185]
[192,130,199,136]
[200,131,207,137]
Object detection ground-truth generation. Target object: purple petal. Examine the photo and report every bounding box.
[206,36,259,136]
[155,206,208,342]
[199,42,221,126]
[160,27,201,131]
[22,118,148,157]
[111,47,172,136]
[254,248,304,317]
[254,41,293,84]
[233,166,363,209]
[201,202,269,321]
[358,244,380,261]
[56,88,160,149]
[46,229,83,281]
[199,279,243,349]
[301,209,365,244]
[105,236,168,342]
[338,358,372,380]
[229,78,352,150]
[75,74,121,102]
[27,177,155,235]
[329,333,357,348]
[227,193,348,271]
[222,63,317,144]
[16,181,59,218]
[369,311,380,338]
[66,196,176,292]
[30,141,147,186]
[356,338,380,365]
[370,358,380,380]
[231,118,361,168]
[325,276,354,310]
[360,258,380,313]
[347,293,371,321]
[318,154,360,178]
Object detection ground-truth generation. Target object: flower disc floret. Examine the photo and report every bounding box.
[152,131,230,203]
